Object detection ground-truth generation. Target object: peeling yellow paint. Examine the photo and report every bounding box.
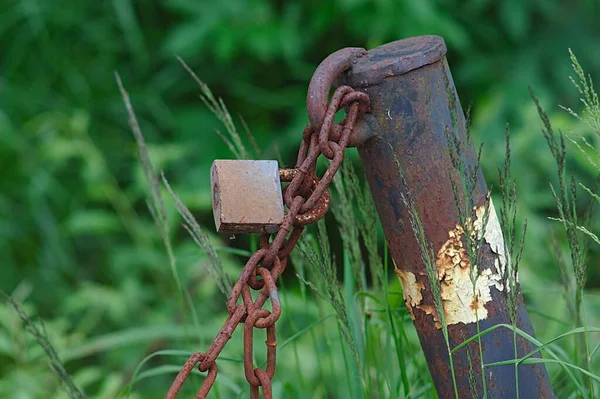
[434,219,491,325]
[476,202,510,290]
[414,199,510,328]
[394,268,425,320]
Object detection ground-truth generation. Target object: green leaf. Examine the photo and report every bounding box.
[485,358,600,383]
[66,209,120,235]
[451,323,596,397]
[548,216,600,245]
[61,326,212,362]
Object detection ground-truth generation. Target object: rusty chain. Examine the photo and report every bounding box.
[166,50,369,399]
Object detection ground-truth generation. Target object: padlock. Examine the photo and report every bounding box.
[210,160,284,234]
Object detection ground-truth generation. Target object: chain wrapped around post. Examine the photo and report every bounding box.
[166,48,369,399]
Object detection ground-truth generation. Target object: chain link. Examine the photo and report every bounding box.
[166,80,369,398]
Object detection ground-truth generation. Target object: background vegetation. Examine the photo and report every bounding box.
[2,0,599,397]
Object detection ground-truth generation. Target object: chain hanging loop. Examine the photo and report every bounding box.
[166,48,370,399]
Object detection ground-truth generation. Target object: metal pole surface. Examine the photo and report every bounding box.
[342,36,554,398]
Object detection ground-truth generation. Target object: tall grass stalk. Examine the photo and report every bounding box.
[335,157,385,291]
[296,221,362,396]
[177,57,251,160]
[382,241,410,396]
[559,49,600,397]
[289,248,329,391]
[332,160,366,295]
[445,85,488,397]
[530,88,593,396]
[1,291,84,399]
[116,73,203,341]
[389,146,459,399]
[498,123,528,399]
[161,173,232,297]
[115,73,180,294]
[275,275,308,393]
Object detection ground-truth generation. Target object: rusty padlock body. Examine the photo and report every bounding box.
[210,161,332,234]
[211,160,284,234]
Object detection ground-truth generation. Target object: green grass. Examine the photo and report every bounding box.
[127,50,599,398]
[3,37,600,399]
[118,51,599,398]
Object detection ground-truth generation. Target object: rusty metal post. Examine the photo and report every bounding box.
[341,36,554,398]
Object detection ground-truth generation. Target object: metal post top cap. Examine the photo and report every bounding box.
[343,35,447,87]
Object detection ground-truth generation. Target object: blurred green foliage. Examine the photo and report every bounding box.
[2,0,600,397]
